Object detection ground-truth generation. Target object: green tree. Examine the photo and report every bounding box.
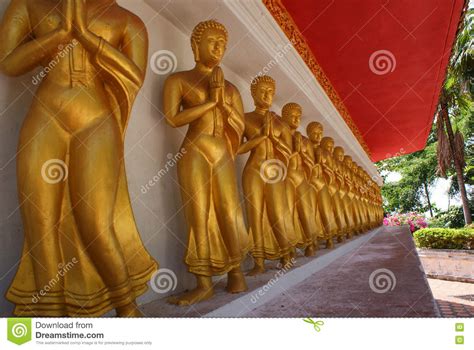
[436,8,473,225]
[378,142,438,215]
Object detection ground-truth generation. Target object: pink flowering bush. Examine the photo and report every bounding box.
[383,212,428,233]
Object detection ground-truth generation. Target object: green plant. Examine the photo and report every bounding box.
[414,228,474,249]
[429,205,474,228]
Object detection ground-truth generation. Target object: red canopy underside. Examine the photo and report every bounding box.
[280,0,465,161]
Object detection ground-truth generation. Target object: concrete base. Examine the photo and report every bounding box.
[418,248,474,283]
[140,226,439,317]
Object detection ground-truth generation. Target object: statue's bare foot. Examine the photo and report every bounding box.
[279,254,294,269]
[313,242,319,251]
[116,302,143,317]
[226,270,248,293]
[304,245,315,257]
[337,235,344,243]
[346,232,353,239]
[167,287,214,306]
[247,265,266,276]
[325,238,334,249]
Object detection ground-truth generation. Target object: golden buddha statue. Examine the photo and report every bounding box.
[281,103,319,256]
[0,0,158,317]
[343,155,361,234]
[163,20,250,305]
[353,164,370,232]
[307,122,337,248]
[320,137,347,242]
[334,146,355,238]
[350,160,365,232]
[238,75,296,274]
[361,168,372,229]
[299,133,326,253]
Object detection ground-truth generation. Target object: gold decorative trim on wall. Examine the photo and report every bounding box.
[262,0,372,159]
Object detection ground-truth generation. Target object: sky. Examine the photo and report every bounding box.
[384,171,461,215]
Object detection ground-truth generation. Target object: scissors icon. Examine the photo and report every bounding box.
[303,318,324,332]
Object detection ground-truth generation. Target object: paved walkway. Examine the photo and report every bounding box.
[428,278,474,317]
[142,226,439,317]
[247,225,438,317]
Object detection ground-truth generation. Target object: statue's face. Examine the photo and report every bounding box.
[198,28,227,67]
[334,148,344,162]
[254,81,275,108]
[344,157,352,167]
[308,125,323,144]
[323,139,334,153]
[284,108,301,129]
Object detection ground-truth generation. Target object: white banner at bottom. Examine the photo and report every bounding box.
[0,318,470,349]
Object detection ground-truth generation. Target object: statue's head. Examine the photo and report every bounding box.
[334,146,345,162]
[191,20,228,67]
[343,155,352,167]
[306,122,323,144]
[250,75,275,109]
[321,137,334,153]
[282,103,302,130]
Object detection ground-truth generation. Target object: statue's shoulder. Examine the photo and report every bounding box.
[164,70,193,86]
[115,5,145,24]
[225,80,242,98]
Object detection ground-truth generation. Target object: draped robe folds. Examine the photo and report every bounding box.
[6,38,158,317]
[181,86,251,277]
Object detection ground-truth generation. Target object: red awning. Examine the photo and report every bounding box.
[264,0,466,161]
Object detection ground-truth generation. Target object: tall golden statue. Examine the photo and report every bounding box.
[333,146,354,238]
[307,122,337,248]
[353,163,369,232]
[238,75,296,274]
[299,133,325,253]
[343,155,361,234]
[163,20,250,305]
[281,103,319,256]
[0,0,158,317]
[320,136,348,242]
[358,166,371,230]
